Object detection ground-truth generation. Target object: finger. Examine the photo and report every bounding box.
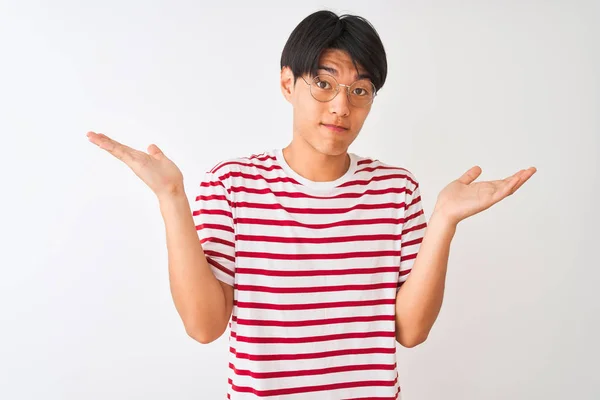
[497,168,526,192]
[457,166,482,185]
[506,175,521,195]
[512,167,537,192]
[147,143,165,159]
[490,175,520,203]
[501,169,523,184]
[87,131,136,164]
[500,167,537,198]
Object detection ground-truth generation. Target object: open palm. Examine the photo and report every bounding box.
[86,131,184,199]
[434,166,537,225]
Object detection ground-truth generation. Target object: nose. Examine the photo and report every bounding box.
[329,86,350,117]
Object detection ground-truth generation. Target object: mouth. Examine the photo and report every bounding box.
[321,123,349,133]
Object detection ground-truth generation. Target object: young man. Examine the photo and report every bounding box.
[87,10,536,400]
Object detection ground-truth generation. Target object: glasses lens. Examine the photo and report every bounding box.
[349,80,375,107]
[310,75,338,102]
[309,75,376,107]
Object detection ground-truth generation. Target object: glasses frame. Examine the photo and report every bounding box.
[300,74,377,107]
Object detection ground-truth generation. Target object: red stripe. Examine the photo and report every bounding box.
[199,180,226,189]
[234,282,398,294]
[194,193,228,202]
[232,314,395,327]
[204,249,235,263]
[230,201,407,214]
[234,298,396,311]
[401,237,424,247]
[402,221,427,237]
[346,374,401,400]
[196,223,234,234]
[211,159,281,174]
[193,208,233,218]
[248,154,276,162]
[200,237,234,248]
[400,253,417,263]
[228,186,410,199]
[206,257,234,277]
[230,378,397,397]
[356,165,410,173]
[218,171,301,185]
[236,233,402,244]
[230,346,396,361]
[408,193,422,205]
[236,250,400,260]
[357,158,375,166]
[229,362,395,379]
[231,330,395,344]
[338,173,417,188]
[235,266,399,277]
[401,210,425,228]
[234,217,404,229]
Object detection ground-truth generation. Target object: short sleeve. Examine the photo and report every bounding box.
[192,170,236,287]
[397,176,428,290]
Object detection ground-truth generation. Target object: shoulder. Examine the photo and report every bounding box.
[353,152,420,190]
[204,150,275,184]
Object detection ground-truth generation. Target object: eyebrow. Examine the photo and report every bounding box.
[317,65,372,81]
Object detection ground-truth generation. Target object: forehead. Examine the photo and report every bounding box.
[317,49,369,80]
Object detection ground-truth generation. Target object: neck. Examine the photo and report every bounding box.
[281,139,350,182]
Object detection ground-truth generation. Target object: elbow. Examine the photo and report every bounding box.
[396,332,428,348]
[184,320,226,344]
[186,329,217,344]
[402,337,427,348]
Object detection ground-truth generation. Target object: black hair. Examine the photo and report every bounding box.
[280,10,388,92]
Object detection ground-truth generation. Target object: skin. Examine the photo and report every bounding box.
[86,47,537,347]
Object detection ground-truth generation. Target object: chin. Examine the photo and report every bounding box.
[298,130,353,157]
[311,141,350,157]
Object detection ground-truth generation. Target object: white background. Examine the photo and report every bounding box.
[1,0,598,399]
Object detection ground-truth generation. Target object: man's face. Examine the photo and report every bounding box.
[281,49,373,157]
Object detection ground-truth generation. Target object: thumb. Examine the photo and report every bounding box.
[457,166,482,185]
[147,144,165,159]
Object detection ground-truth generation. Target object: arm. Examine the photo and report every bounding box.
[394,165,536,347]
[85,131,234,344]
[160,192,233,344]
[395,212,455,347]
[160,194,233,343]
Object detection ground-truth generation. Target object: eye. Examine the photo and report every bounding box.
[353,88,367,96]
[315,79,333,90]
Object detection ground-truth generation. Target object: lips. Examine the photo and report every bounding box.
[322,123,348,132]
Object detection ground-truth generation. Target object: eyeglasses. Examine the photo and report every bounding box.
[300,74,377,107]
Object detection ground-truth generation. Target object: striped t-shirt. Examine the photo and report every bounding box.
[192,148,427,399]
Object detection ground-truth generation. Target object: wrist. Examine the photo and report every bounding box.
[429,209,459,233]
[158,189,188,210]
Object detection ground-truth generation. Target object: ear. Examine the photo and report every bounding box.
[280,66,295,103]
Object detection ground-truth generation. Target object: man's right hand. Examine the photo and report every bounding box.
[86,131,185,200]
